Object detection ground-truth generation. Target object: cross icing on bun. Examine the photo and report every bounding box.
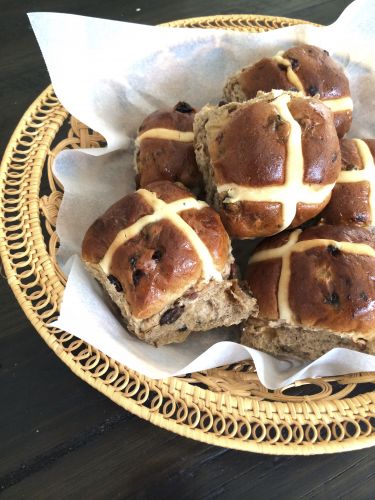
[242,225,375,360]
[322,138,375,226]
[194,90,341,239]
[135,102,203,191]
[224,44,352,137]
[82,181,256,345]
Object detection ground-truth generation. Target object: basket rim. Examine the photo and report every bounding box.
[1,14,374,456]
[160,13,315,27]
[57,344,375,455]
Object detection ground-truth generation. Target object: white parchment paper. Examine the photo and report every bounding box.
[28,0,375,388]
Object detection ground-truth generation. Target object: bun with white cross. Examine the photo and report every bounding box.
[322,139,375,226]
[81,181,256,346]
[223,44,352,138]
[194,90,341,239]
[134,102,203,192]
[242,224,375,360]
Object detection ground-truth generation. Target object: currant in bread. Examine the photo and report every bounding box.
[82,181,256,345]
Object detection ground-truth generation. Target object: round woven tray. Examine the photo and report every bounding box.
[1,14,375,455]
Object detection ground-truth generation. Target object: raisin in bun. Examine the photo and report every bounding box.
[82,181,256,346]
[224,44,352,138]
[194,90,341,239]
[135,102,203,191]
[242,224,375,360]
[322,139,375,227]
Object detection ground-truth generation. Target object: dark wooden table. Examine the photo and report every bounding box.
[1,1,374,498]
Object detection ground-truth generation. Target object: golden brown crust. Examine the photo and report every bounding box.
[137,140,199,188]
[81,192,153,264]
[283,45,350,99]
[246,259,281,320]
[82,181,231,320]
[111,219,201,319]
[365,139,375,158]
[238,58,295,97]
[246,224,375,336]
[291,201,329,228]
[288,97,340,184]
[209,101,288,186]
[146,179,193,203]
[334,110,352,139]
[322,182,371,226]
[322,138,375,227]
[219,201,283,239]
[139,103,196,133]
[196,93,340,238]
[136,102,203,190]
[179,207,229,271]
[289,250,375,333]
[297,224,375,246]
[229,44,351,137]
[253,231,292,251]
[341,138,363,169]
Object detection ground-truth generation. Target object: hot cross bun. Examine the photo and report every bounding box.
[242,224,375,360]
[82,181,256,345]
[224,44,352,137]
[194,90,341,239]
[135,102,203,191]
[322,138,375,226]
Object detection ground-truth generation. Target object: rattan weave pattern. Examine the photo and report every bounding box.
[1,16,375,455]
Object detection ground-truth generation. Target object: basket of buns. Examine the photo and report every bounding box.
[1,13,374,455]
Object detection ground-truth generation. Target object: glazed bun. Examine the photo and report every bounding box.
[82,181,256,345]
[194,90,341,239]
[322,138,375,227]
[224,44,352,137]
[135,102,203,191]
[242,224,375,359]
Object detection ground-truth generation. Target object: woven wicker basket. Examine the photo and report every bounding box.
[1,14,375,455]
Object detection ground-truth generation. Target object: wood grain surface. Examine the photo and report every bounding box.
[1,1,374,499]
